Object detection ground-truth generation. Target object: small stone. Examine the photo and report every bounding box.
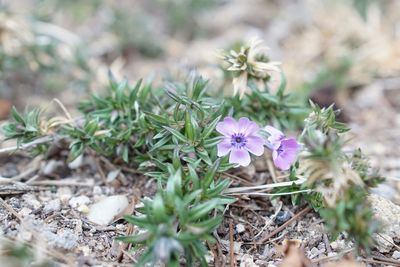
[233,241,242,254]
[240,254,257,267]
[43,199,61,215]
[392,251,400,260]
[275,210,292,226]
[78,204,89,214]
[22,194,41,209]
[58,187,72,203]
[106,169,120,183]
[18,207,32,217]
[46,229,78,250]
[93,186,102,195]
[87,195,129,225]
[69,196,90,209]
[80,246,91,256]
[236,223,246,234]
[309,247,321,259]
[374,233,394,253]
[68,154,83,169]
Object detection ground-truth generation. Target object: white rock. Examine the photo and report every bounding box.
[22,194,41,209]
[368,194,400,252]
[68,155,83,169]
[236,223,246,234]
[18,207,32,217]
[374,233,394,253]
[107,169,120,183]
[69,196,90,209]
[58,187,72,203]
[93,186,102,195]
[240,254,257,267]
[43,199,61,215]
[392,251,400,260]
[308,247,322,259]
[77,204,89,214]
[87,195,129,226]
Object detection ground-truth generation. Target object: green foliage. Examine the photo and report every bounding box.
[227,76,309,129]
[118,165,233,267]
[300,102,383,250]
[319,186,378,250]
[305,101,350,134]
[3,107,43,144]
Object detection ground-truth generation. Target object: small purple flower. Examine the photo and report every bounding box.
[264,126,300,171]
[216,117,264,167]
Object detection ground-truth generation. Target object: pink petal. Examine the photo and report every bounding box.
[273,138,300,171]
[217,138,232,157]
[273,154,292,171]
[281,138,299,150]
[264,125,284,149]
[264,125,284,137]
[238,117,259,136]
[245,136,264,156]
[229,148,251,167]
[216,117,237,136]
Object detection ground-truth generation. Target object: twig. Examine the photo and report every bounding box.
[28,179,94,187]
[254,202,282,239]
[223,172,254,186]
[266,158,277,183]
[10,156,41,181]
[225,178,307,194]
[256,206,312,244]
[323,234,332,254]
[363,258,400,266]
[228,189,312,197]
[0,136,53,154]
[377,233,400,251]
[229,221,236,267]
[311,248,355,264]
[0,197,23,221]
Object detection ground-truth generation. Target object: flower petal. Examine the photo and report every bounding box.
[264,125,284,149]
[238,117,259,136]
[273,154,292,171]
[245,136,264,156]
[216,117,237,136]
[217,138,232,157]
[229,148,251,167]
[273,138,300,171]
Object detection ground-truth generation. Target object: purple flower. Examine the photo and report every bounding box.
[264,126,300,171]
[216,117,264,167]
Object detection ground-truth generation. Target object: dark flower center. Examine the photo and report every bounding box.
[277,144,284,155]
[231,133,247,149]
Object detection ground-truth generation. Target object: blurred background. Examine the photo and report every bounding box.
[1,0,400,188]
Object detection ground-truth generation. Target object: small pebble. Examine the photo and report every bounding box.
[236,223,246,234]
[22,194,41,209]
[43,199,61,215]
[275,210,292,225]
[392,251,400,260]
[69,196,90,209]
[18,207,32,217]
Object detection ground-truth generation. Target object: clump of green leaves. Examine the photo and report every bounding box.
[298,101,383,250]
[2,107,43,144]
[319,185,378,250]
[118,162,233,266]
